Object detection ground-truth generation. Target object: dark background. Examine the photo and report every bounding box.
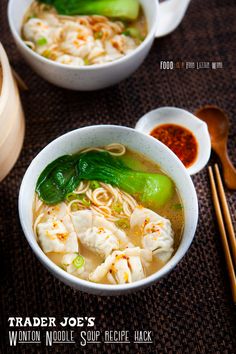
[0,0,236,353]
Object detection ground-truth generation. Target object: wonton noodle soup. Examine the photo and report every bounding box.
[22,1,148,66]
[33,144,184,285]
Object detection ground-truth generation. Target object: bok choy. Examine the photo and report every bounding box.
[39,0,140,20]
[36,151,174,208]
[36,155,81,204]
[79,152,174,208]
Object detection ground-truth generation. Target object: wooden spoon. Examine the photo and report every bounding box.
[195,105,236,189]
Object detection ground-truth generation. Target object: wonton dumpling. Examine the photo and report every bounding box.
[56,55,85,66]
[43,202,76,235]
[37,218,78,253]
[71,210,129,258]
[23,18,61,54]
[60,29,94,58]
[130,207,174,262]
[80,226,119,259]
[111,34,136,54]
[87,41,106,61]
[89,247,152,284]
[92,40,122,64]
[23,18,50,41]
[37,202,78,253]
[44,202,68,219]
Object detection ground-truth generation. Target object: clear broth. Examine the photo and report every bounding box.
[33,148,184,284]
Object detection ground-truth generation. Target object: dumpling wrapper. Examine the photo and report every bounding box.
[89,247,152,284]
[130,207,174,262]
[23,18,62,54]
[37,218,78,253]
[37,202,78,253]
[71,210,129,258]
[40,202,68,220]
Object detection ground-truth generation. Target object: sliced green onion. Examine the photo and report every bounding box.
[73,255,85,269]
[66,192,91,206]
[27,14,36,20]
[90,180,101,190]
[94,31,103,39]
[81,197,91,207]
[42,49,51,58]
[37,37,47,46]
[122,27,141,38]
[66,192,79,202]
[116,219,130,229]
[84,57,90,65]
[112,202,123,213]
[172,203,183,210]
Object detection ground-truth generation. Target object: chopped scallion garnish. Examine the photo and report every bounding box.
[116,219,129,229]
[90,180,101,190]
[42,49,51,58]
[73,255,85,269]
[84,57,90,65]
[94,31,103,39]
[66,192,91,206]
[66,192,79,202]
[172,203,183,210]
[112,202,123,213]
[122,27,141,39]
[81,197,91,207]
[37,37,47,46]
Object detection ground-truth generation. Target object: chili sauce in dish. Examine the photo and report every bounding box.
[150,124,198,168]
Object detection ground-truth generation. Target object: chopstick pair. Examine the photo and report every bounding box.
[208,164,236,303]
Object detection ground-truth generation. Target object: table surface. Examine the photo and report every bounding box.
[1,0,236,353]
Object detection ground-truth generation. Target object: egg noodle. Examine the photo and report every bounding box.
[33,144,138,235]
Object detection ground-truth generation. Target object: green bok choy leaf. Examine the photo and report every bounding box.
[39,0,140,20]
[36,155,81,204]
[36,151,174,208]
[78,151,174,208]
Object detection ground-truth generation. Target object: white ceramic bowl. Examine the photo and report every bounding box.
[135,107,211,175]
[19,125,198,295]
[8,0,159,91]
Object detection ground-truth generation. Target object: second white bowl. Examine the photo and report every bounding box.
[8,0,158,91]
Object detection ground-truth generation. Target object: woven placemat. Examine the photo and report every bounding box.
[0,0,236,352]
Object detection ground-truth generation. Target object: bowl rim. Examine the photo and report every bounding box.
[18,125,198,294]
[8,0,159,71]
